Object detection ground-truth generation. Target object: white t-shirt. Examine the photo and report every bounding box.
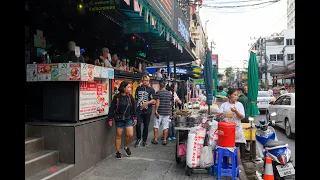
[218,101,245,122]
[268,89,273,96]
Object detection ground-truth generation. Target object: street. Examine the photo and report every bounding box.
[254,113,295,167]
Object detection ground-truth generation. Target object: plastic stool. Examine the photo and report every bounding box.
[212,146,239,180]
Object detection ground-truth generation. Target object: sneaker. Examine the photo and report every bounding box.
[142,141,149,147]
[134,139,142,148]
[171,137,176,140]
[124,147,131,157]
[151,139,158,144]
[168,137,172,141]
[116,152,121,159]
[162,140,167,146]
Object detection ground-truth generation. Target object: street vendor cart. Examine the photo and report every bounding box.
[174,108,217,176]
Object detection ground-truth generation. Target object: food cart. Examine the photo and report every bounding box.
[174,100,218,176]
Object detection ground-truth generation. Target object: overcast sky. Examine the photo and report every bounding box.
[199,0,287,73]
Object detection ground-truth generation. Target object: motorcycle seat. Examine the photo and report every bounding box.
[263,140,287,148]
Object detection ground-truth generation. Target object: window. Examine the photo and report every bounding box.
[287,54,295,61]
[277,54,284,61]
[274,96,285,105]
[286,39,295,46]
[270,55,277,61]
[281,96,291,105]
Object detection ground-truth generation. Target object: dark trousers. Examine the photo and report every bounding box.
[168,123,175,138]
[136,113,151,142]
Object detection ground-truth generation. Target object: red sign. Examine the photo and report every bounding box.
[212,54,219,69]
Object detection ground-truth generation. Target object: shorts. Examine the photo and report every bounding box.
[115,120,133,129]
[154,115,170,130]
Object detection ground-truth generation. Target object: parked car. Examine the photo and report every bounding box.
[266,93,295,138]
[257,91,276,112]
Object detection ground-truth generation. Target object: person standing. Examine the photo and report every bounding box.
[154,68,163,80]
[237,87,248,123]
[107,81,137,159]
[177,81,187,109]
[134,75,156,147]
[152,81,171,145]
[161,69,167,80]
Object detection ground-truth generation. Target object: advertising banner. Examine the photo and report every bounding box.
[147,0,174,29]
[79,80,110,120]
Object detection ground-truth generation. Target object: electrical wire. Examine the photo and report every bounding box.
[204,0,274,5]
[202,2,276,13]
[202,0,279,8]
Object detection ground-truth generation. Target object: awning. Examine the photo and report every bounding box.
[272,73,295,80]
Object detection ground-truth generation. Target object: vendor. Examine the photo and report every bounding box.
[217,88,246,145]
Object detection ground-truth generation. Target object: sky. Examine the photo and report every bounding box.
[199,0,287,73]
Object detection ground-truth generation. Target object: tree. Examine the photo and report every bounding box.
[224,66,233,78]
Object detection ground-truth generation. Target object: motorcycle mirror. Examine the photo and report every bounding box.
[271,120,276,126]
[248,117,254,121]
[270,112,276,116]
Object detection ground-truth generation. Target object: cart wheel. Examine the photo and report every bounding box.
[186,166,192,176]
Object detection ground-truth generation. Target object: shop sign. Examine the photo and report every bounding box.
[194,79,204,85]
[58,63,70,81]
[87,0,120,11]
[123,20,149,34]
[178,18,189,44]
[80,63,94,82]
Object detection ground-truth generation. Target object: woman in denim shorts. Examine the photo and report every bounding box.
[108,80,137,159]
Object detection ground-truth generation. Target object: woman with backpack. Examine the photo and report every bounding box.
[107,80,137,159]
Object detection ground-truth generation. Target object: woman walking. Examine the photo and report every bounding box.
[108,80,137,159]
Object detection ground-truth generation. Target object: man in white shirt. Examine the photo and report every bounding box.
[267,88,273,96]
[154,68,163,80]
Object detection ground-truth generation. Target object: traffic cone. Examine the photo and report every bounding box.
[264,157,274,180]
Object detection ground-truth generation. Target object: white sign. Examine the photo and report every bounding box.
[75,46,80,58]
[178,18,190,43]
[26,64,37,82]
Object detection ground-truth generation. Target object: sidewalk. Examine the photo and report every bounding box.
[73,130,246,180]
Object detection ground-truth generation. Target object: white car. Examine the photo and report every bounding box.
[257,91,276,111]
[266,93,295,138]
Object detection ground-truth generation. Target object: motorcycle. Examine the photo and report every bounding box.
[248,112,295,180]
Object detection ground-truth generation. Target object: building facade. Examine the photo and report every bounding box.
[251,29,295,85]
[287,0,295,29]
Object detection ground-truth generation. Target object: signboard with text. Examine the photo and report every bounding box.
[86,0,120,11]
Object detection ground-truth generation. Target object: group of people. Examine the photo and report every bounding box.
[107,75,184,159]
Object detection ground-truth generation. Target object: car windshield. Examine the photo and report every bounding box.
[258,91,272,97]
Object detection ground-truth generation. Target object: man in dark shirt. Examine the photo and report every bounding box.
[237,87,248,123]
[134,75,156,147]
[152,81,172,145]
[177,81,187,109]
[111,54,120,70]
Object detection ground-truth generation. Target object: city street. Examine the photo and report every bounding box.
[254,112,295,167]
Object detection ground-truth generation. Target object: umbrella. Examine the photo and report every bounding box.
[212,64,219,97]
[203,49,213,114]
[246,51,260,117]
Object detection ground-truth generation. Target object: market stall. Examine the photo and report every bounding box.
[26,63,114,122]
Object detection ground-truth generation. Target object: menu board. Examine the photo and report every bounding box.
[69,63,81,81]
[112,78,141,99]
[58,63,70,81]
[26,63,114,82]
[79,80,110,120]
[26,64,37,82]
[37,64,58,81]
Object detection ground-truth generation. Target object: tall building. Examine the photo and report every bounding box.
[287,0,295,29]
[250,29,295,86]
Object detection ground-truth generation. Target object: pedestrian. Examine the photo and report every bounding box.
[107,80,137,159]
[152,81,172,145]
[177,81,188,109]
[154,68,163,80]
[237,87,248,123]
[268,87,274,96]
[134,75,156,147]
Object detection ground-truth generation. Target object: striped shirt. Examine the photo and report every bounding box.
[155,90,172,116]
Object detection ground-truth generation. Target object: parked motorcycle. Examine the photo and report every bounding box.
[248,112,295,180]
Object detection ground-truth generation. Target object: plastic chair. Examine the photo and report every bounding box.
[211,146,239,180]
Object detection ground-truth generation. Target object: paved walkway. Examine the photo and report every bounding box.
[73,130,243,180]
